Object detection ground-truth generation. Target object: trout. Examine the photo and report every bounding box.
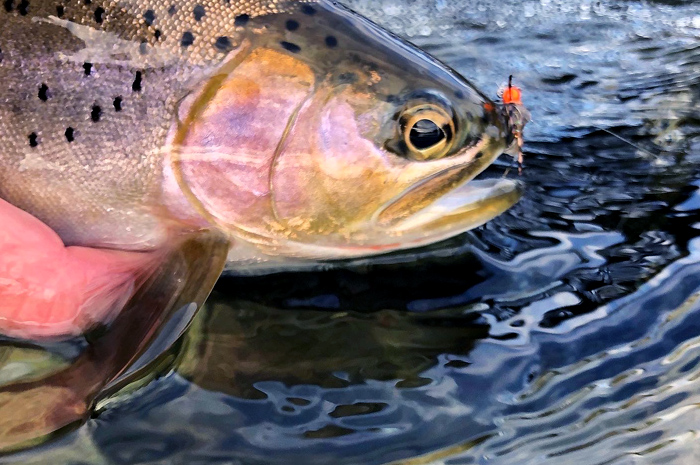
[0,0,526,337]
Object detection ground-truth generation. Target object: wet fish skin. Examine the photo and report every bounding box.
[0,0,516,257]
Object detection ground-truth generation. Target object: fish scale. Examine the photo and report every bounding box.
[0,0,310,248]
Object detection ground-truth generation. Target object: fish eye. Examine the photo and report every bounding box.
[397,104,455,161]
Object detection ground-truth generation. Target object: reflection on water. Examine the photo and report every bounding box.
[0,234,228,453]
[4,0,700,463]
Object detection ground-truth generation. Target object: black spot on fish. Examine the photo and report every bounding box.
[337,72,358,84]
[28,132,38,147]
[83,0,91,5]
[301,4,316,15]
[0,46,3,63]
[280,41,301,53]
[38,83,49,101]
[17,0,28,15]
[91,105,102,122]
[94,6,104,23]
[214,36,232,52]
[56,4,64,17]
[113,96,122,111]
[167,4,176,15]
[65,127,75,142]
[193,4,205,21]
[143,9,155,26]
[384,94,400,104]
[286,19,299,31]
[181,31,194,47]
[3,0,13,12]
[325,35,338,48]
[234,14,249,26]
[454,90,465,99]
[132,71,142,92]
[83,62,92,76]
[154,29,162,40]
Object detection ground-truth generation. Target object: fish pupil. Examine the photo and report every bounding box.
[409,119,445,150]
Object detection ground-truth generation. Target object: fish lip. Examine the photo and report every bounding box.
[383,177,523,235]
[374,138,504,229]
[305,176,523,259]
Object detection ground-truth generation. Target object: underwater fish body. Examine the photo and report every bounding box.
[0,0,524,336]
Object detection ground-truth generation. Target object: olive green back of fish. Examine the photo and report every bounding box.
[0,0,310,248]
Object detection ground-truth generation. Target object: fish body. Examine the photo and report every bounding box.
[0,0,524,260]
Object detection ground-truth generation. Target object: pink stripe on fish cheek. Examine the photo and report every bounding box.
[0,199,156,339]
[164,48,315,236]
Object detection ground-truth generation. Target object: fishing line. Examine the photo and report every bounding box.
[592,125,668,231]
[593,126,661,159]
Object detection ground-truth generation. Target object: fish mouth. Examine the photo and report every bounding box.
[369,172,523,252]
[282,143,522,259]
[393,174,521,231]
[365,141,523,251]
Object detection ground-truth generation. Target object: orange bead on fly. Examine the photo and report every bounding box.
[498,75,531,175]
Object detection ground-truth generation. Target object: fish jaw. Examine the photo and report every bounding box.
[265,118,522,259]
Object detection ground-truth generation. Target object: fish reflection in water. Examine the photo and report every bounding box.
[0,235,228,452]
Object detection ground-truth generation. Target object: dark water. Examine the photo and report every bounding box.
[4,0,700,463]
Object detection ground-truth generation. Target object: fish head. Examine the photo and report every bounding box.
[170,2,523,260]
